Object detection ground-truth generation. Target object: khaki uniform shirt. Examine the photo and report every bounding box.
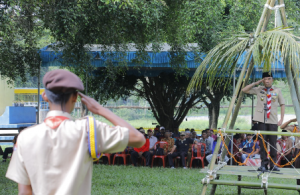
[248,86,285,124]
[285,125,300,149]
[277,138,293,155]
[6,110,129,195]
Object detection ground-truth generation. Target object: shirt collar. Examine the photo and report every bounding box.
[263,86,274,91]
[46,110,73,120]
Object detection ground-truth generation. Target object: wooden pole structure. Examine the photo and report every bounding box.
[261,0,276,32]
[254,0,271,37]
[209,129,300,136]
[219,59,255,163]
[278,0,300,124]
[202,50,252,195]
[229,60,255,129]
[205,1,279,194]
[203,180,300,190]
[201,1,300,194]
[279,0,288,27]
[292,70,300,104]
[284,61,300,128]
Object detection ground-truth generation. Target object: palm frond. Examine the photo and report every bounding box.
[187,27,300,95]
[187,32,250,93]
[259,28,300,77]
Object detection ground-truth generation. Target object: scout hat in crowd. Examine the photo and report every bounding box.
[140,129,145,133]
[147,129,153,133]
[43,69,84,91]
[262,72,273,78]
[180,131,186,136]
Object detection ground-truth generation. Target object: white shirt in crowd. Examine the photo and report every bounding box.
[149,136,158,149]
[208,136,214,151]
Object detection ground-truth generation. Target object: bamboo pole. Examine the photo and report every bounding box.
[292,70,300,104]
[255,0,271,37]
[206,51,252,195]
[203,180,300,190]
[220,59,255,162]
[284,61,300,130]
[261,0,276,32]
[203,1,278,193]
[201,136,222,195]
[279,0,288,27]
[209,175,220,195]
[277,1,300,126]
[221,52,253,129]
[213,129,300,136]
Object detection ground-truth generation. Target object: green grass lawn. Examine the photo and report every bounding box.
[1,148,300,195]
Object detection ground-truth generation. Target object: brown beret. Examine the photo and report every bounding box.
[43,69,84,91]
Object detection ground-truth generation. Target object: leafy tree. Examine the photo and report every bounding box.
[2,0,300,130]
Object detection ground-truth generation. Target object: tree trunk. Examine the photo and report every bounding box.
[211,100,220,129]
[207,103,213,128]
[135,73,203,133]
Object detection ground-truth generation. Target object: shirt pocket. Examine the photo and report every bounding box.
[272,95,277,101]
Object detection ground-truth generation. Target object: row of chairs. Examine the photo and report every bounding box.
[98,141,207,168]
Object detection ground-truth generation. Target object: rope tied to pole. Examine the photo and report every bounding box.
[217,130,300,167]
[264,3,285,10]
[218,129,259,166]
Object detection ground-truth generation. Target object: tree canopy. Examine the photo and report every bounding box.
[2,0,300,129]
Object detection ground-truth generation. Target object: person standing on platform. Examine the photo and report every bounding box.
[242,72,285,172]
[5,69,145,195]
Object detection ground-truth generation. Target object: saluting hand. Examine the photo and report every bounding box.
[254,79,264,85]
[78,92,103,115]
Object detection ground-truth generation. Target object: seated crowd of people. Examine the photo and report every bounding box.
[1,126,296,168]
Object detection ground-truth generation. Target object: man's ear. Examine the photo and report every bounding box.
[42,92,49,102]
[72,92,78,102]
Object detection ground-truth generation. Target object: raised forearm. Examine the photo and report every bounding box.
[280,118,295,129]
[99,107,145,148]
[241,83,255,93]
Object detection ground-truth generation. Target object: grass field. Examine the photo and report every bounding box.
[92,115,252,131]
[1,145,300,195]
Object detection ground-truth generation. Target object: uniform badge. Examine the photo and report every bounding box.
[261,97,264,101]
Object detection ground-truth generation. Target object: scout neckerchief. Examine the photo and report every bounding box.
[44,115,102,162]
[282,140,286,153]
[264,87,274,118]
[44,116,69,129]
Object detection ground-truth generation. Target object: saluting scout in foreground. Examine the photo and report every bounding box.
[242,72,285,172]
[6,69,145,195]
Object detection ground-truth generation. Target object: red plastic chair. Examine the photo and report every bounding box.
[171,149,188,167]
[113,151,131,165]
[132,156,146,166]
[101,153,112,165]
[190,143,206,168]
[151,141,168,168]
[175,156,187,167]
